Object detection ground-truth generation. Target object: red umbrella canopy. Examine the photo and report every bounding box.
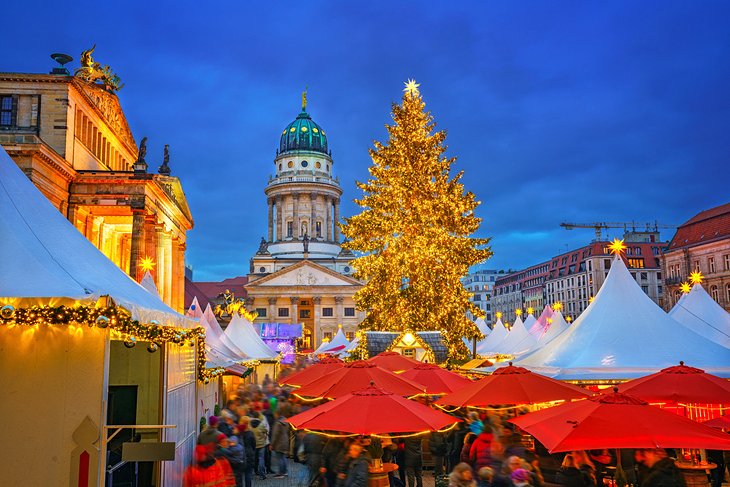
[510,388,730,452]
[436,363,593,407]
[288,383,459,435]
[294,360,425,399]
[619,362,730,404]
[367,351,422,373]
[278,357,344,387]
[703,416,730,429]
[400,363,473,395]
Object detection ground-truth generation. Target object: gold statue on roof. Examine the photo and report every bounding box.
[302,87,308,111]
[75,45,124,92]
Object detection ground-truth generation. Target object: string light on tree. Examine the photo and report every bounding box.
[341,79,492,362]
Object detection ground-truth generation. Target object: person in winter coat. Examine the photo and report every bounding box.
[323,437,346,487]
[269,413,291,478]
[572,451,596,487]
[344,443,370,487]
[216,436,245,487]
[249,413,269,479]
[467,412,485,435]
[199,416,224,446]
[404,436,424,487]
[637,449,686,487]
[430,431,448,477]
[477,467,494,487]
[184,444,235,487]
[556,454,593,487]
[303,432,326,482]
[448,421,470,472]
[237,422,256,487]
[449,462,477,487]
[461,434,477,465]
[470,431,494,472]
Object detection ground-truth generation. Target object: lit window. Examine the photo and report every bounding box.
[315,161,321,169]
[403,348,416,357]
[628,258,645,269]
[312,127,319,133]
[346,332,354,341]
[323,331,333,341]
[288,161,294,168]
[290,127,296,132]
[301,126,308,132]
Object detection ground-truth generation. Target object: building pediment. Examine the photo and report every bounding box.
[246,260,361,288]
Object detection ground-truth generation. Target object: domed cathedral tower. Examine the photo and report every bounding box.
[245,92,363,352]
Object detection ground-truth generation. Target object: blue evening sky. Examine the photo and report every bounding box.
[2,1,729,280]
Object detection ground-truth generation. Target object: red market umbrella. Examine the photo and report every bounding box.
[367,351,421,373]
[294,360,425,399]
[703,416,730,429]
[288,383,459,435]
[436,363,593,407]
[619,362,730,404]
[400,363,473,395]
[509,388,730,452]
[278,357,344,387]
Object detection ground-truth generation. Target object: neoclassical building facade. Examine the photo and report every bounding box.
[245,98,363,351]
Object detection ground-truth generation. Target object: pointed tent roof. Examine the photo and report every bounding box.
[477,318,509,356]
[501,317,539,356]
[0,146,190,327]
[319,327,350,354]
[474,317,491,336]
[522,313,537,332]
[529,305,553,340]
[200,304,249,360]
[186,296,204,319]
[539,310,570,345]
[223,313,278,361]
[517,255,730,379]
[669,284,730,349]
[140,271,160,297]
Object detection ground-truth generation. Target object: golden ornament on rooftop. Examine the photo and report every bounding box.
[679,282,692,294]
[139,256,156,272]
[689,271,704,285]
[527,307,534,314]
[515,308,523,316]
[608,238,627,255]
[552,302,563,311]
[496,311,503,319]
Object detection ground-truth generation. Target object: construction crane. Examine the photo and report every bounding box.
[560,221,676,242]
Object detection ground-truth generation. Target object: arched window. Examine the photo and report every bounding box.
[726,283,730,303]
[710,285,719,303]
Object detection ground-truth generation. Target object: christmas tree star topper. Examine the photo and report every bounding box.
[403,79,420,97]
[689,271,704,285]
[679,282,692,294]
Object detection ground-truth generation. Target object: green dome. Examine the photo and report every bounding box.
[279,111,329,155]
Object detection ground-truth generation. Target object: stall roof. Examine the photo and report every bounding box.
[669,283,730,349]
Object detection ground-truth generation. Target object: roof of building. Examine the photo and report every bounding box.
[279,109,329,155]
[364,331,449,363]
[184,276,248,309]
[668,202,730,250]
[184,277,211,310]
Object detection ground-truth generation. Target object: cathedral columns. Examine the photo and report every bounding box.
[275,195,283,241]
[293,193,300,239]
[335,296,344,325]
[268,297,277,322]
[171,237,180,311]
[310,192,317,238]
[334,198,340,243]
[290,297,299,324]
[267,197,274,242]
[129,210,145,281]
[155,226,166,302]
[177,241,186,313]
[325,195,332,241]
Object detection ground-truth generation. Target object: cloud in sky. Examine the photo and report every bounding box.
[2,1,729,280]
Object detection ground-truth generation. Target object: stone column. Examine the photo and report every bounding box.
[177,241,186,313]
[292,193,300,239]
[67,204,80,230]
[290,297,299,324]
[313,296,322,343]
[144,216,156,266]
[156,226,166,303]
[334,296,344,325]
[334,198,341,243]
[129,210,145,281]
[267,197,274,242]
[268,297,277,322]
[310,193,317,238]
[170,237,180,312]
[325,196,332,241]
[275,195,283,241]
[164,232,173,307]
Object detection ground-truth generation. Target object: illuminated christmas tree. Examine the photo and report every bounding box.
[341,80,492,360]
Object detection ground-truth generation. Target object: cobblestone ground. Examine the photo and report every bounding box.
[251,462,437,487]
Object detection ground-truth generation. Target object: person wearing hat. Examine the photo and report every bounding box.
[199,416,224,446]
[216,435,245,487]
[183,444,235,487]
[511,469,533,487]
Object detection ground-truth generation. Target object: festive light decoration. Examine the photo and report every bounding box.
[340,80,491,362]
[552,302,563,311]
[608,238,627,255]
[385,329,436,364]
[589,296,595,303]
[680,282,692,294]
[139,256,156,273]
[689,271,704,285]
[566,316,573,323]
[527,307,534,315]
[515,308,523,316]
[0,302,219,382]
[496,312,503,319]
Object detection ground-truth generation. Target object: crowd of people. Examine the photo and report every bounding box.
[183,375,698,487]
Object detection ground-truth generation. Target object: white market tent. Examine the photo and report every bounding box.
[538,310,570,345]
[501,316,539,356]
[522,313,537,333]
[186,296,204,319]
[314,327,350,354]
[517,255,730,379]
[200,304,249,360]
[140,271,161,298]
[223,313,278,360]
[528,305,553,340]
[475,317,491,336]
[669,283,730,349]
[476,318,508,356]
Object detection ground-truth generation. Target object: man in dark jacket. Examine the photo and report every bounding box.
[269,414,291,478]
[638,449,686,487]
[237,423,257,487]
[304,432,326,482]
[345,443,370,487]
[448,421,469,472]
[404,436,424,487]
[216,436,245,487]
[323,437,346,487]
[430,431,447,477]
